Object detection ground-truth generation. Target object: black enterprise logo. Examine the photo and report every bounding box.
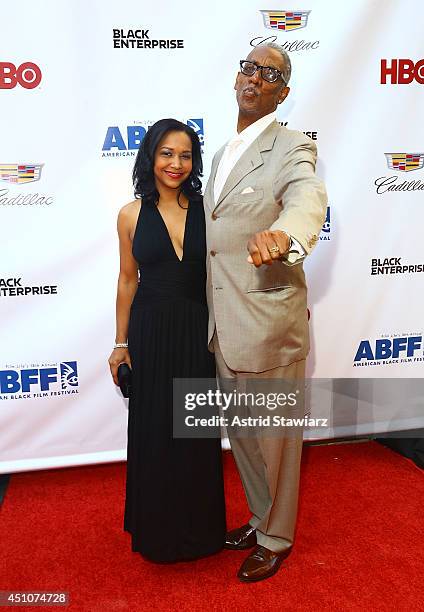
[279,121,318,140]
[0,277,58,297]
[371,258,424,275]
[113,28,184,49]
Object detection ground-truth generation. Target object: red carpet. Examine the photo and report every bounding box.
[1,441,423,611]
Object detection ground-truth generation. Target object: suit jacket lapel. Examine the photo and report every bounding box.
[205,145,225,211]
[213,120,280,212]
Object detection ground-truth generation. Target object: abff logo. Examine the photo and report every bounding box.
[354,336,422,363]
[380,59,424,84]
[0,361,78,394]
[319,206,330,241]
[102,119,204,153]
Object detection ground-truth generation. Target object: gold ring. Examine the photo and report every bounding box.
[269,245,280,254]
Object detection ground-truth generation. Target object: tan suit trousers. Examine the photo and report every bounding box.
[213,331,305,553]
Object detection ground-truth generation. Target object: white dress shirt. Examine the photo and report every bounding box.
[213,111,305,265]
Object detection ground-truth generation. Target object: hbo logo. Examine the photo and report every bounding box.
[380,58,424,84]
[0,62,42,89]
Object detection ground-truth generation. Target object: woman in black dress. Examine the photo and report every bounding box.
[108,119,226,562]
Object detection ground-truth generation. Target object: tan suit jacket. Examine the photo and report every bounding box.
[204,120,327,372]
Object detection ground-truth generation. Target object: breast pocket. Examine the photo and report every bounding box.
[233,188,264,204]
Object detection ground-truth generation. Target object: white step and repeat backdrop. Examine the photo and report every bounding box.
[1,0,423,472]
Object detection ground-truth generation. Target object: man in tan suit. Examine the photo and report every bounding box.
[204,42,327,582]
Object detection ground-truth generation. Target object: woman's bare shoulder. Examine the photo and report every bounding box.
[119,199,142,217]
[118,199,141,226]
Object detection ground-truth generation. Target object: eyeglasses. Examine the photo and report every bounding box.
[239,60,286,85]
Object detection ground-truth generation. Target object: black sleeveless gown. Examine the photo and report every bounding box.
[123,198,226,562]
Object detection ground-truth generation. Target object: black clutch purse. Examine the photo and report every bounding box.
[117,363,132,398]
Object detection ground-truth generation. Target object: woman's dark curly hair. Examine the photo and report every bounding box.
[132,118,203,206]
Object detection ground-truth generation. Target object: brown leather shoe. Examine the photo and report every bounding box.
[237,545,292,582]
[224,523,257,550]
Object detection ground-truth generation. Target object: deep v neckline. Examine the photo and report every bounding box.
[155,201,190,263]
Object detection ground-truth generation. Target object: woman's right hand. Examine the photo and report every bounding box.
[108,348,132,385]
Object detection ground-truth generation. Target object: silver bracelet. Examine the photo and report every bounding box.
[114,342,128,349]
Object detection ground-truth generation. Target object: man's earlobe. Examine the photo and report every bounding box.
[278,86,290,104]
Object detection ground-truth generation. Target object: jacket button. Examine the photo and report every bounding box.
[210,250,216,256]
[211,213,218,220]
